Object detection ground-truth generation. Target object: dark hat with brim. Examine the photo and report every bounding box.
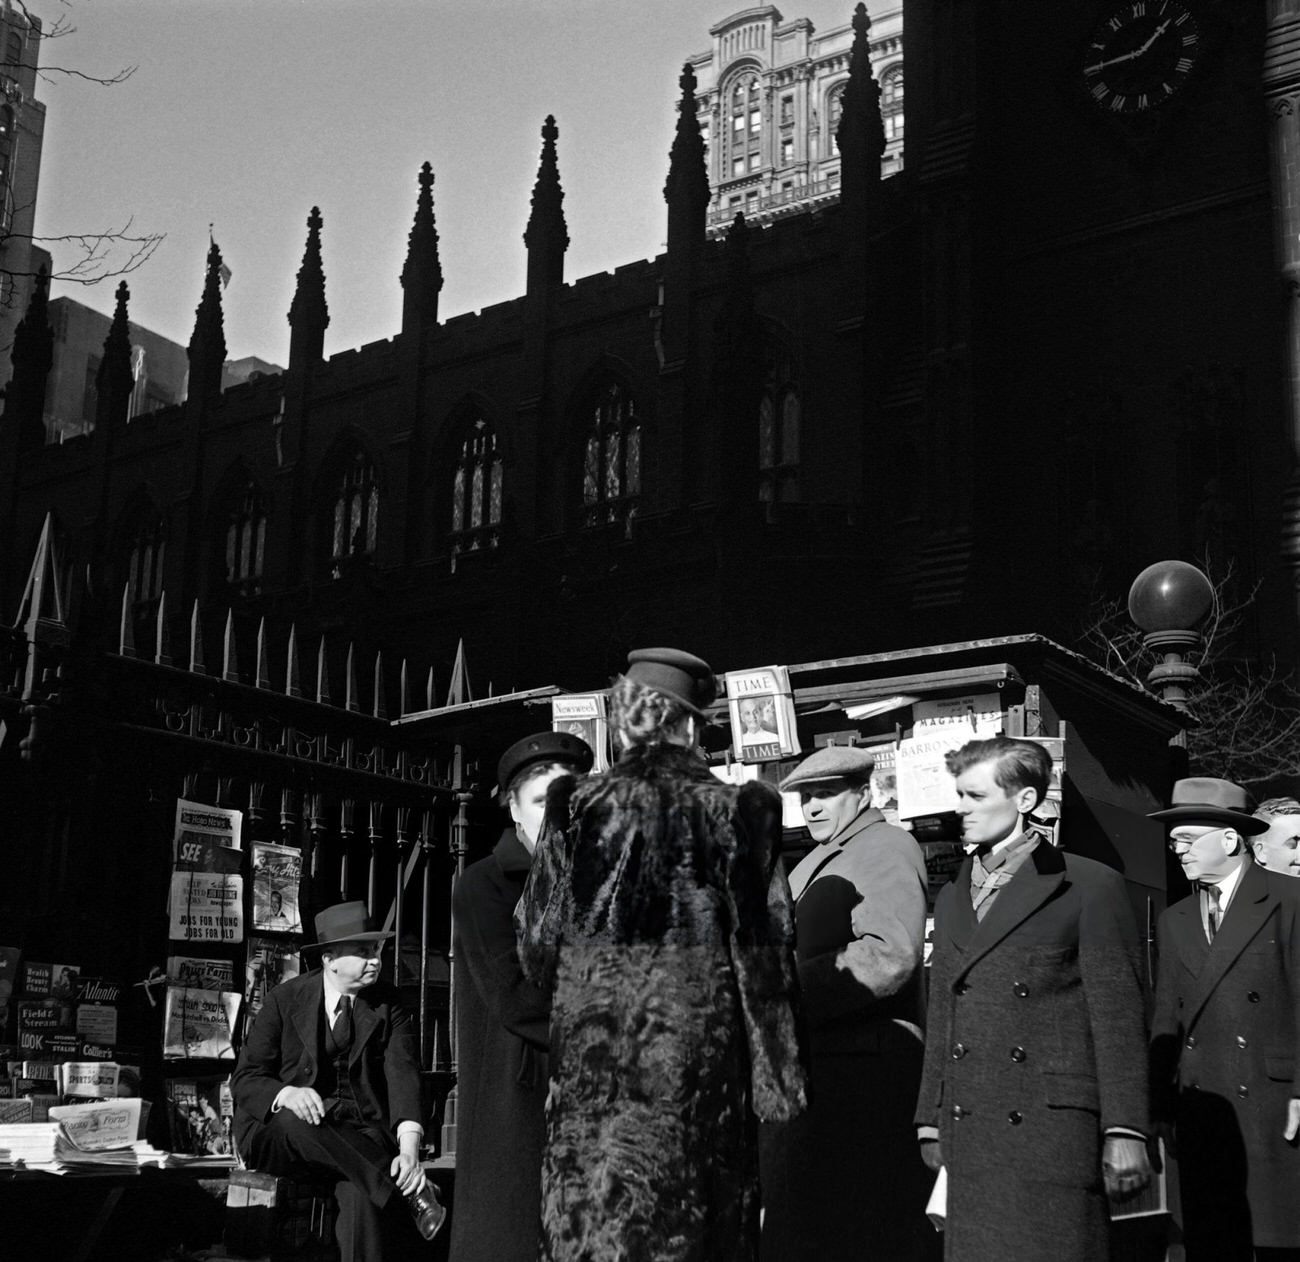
[497,730,594,797]
[305,901,394,952]
[625,647,717,717]
[1148,777,1268,835]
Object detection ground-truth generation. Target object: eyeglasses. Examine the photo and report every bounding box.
[1167,827,1225,853]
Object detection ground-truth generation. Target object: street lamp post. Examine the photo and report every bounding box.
[1127,559,1216,718]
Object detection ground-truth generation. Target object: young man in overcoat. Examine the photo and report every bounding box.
[232,900,444,1262]
[916,736,1152,1261]
[1149,777,1300,1261]
[448,730,592,1262]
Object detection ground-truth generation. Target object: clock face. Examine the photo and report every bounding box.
[1081,1,1203,114]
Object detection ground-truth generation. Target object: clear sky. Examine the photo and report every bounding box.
[33,0,858,367]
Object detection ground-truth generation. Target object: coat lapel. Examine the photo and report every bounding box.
[1185,863,1276,1030]
[291,972,323,1056]
[350,990,381,1066]
[953,843,1065,983]
[946,856,979,952]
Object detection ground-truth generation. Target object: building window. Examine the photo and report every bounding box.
[450,415,503,553]
[759,349,800,503]
[329,449,378,572]
[123,505,166,612]
[780,94,793,125]
[881,66,904,148]
[224,481,267,590]
[829,86,845,152]
[781,137,794,165]
[582,382,641,527]
[726,74,761,181]
[5,33,21,70]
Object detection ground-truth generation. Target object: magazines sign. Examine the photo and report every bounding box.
[724,666,801,763]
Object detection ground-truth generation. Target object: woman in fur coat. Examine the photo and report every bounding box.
[517,647,808,1262]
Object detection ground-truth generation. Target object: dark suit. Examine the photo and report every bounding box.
[917,842,1150,1262]
[1151,861,1300,1259]
[232,969,424,1262]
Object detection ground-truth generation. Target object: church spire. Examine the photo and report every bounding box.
[95,280,135,430]
[524,115,569,296]
[401,163,443,334]
[836,3,886,223]
[664,62,709,253]
[187,238,228,404]
[7,262,53,447]
[288,205,329,370]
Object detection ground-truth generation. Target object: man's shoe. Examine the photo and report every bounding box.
[405,1183,446,1241]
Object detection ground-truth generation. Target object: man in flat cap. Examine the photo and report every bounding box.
[760,743,935,1262]
[232,901,443,1261]
[1149,777,1300,1261]
[916,736,1151,1262]
[449,730,593,1262]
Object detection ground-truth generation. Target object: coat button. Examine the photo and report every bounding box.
[951,1104,965,1120]
[1008,1111,1022,1125]
[1247,991,1260,1003]
[1010,1047,1026,1063]
[951,1042,967,1060]
[1013,982,1029,998]
[1237,1085,1249,1099]
[1185,1035,1197,1049]
[1236,1035,1248,1049]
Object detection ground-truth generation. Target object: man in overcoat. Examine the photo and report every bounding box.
[448,730,593,1262]
[1149,777,1300,1261]
[232,901,443,1261]
[759,744,935,1261]
[916,736,1152,1261]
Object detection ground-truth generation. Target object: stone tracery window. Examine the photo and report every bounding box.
[450,415,503,553]
[223,479,267,591]
[329,448,378,573]
[582,382,641,527]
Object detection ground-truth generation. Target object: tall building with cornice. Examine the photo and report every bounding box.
[692,3,903,233]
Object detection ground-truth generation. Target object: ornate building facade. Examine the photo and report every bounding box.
[694,2,904,234]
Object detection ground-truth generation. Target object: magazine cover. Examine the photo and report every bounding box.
[173,799,242,865]
[169,871,244,943]
[724,666,801,763]
[162,986,240,1060]
[868,743,900,826]
[251,842,303,933]
[165,1076,234,1157]
[551,693,611,772]
[244,936,301,1021]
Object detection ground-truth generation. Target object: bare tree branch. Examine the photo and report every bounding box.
[1076,554,1300,790]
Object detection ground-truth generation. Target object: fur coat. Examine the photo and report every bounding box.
[517,741,808,1262]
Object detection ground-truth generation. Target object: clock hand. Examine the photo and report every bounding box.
[1083,18,1174,75]
[1133,18,1171,58]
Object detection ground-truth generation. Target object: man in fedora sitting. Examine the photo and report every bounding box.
[1149,778,1300,1262]
[232,900,444,1261]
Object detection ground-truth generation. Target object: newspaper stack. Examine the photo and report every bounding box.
[0,1121,62,1167]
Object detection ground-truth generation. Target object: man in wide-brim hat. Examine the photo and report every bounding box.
[232,900,445,1260]
[1148,777,1300,1261]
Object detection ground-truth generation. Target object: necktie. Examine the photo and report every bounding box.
[333,995,353,1050]
[1200,883,1221,942]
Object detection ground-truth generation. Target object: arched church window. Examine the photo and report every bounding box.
[329,449,378,573]
[120,500,166,620]
[582,382,641,527]
[829,85,845,152]
[759,349,800,503]
[881,65,904,142]
[223,479,267,591]
[450,415,503,553]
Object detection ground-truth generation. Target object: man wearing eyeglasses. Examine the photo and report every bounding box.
[1149,778,1300,1262]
